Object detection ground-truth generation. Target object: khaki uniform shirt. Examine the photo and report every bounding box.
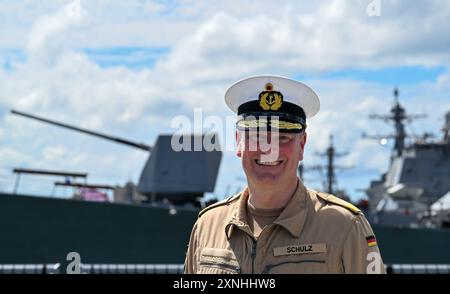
[246,201,284,238]
[184,180,385,274]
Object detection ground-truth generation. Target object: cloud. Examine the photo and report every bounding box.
[0,0,449,199]
[177,0,450,73]
[3,0,450,68]
[26,5,82,53]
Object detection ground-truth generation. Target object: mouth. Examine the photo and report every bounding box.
[254,159,283,166]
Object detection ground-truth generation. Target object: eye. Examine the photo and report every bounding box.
[279,135,293,144]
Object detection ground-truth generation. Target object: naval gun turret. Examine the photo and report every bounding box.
[11,110,222,207]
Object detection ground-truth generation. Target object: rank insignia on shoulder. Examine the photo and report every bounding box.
[198,193,240,218]
[316,192,361,215]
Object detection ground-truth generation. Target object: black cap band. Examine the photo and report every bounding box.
[237,100,306,123]
[237,99,306,133]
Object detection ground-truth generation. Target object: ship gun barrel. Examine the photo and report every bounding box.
[11,110,151,152]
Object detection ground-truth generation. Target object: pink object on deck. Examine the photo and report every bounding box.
[80,188,109,202]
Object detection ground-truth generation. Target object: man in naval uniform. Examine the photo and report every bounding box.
[184,75,385,274]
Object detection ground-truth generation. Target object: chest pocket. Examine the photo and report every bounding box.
[262,253,328,274]
[197,248,240,274]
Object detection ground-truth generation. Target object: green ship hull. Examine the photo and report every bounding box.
[1,193,450,265]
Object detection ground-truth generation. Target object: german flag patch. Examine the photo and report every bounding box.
[366,235,377,247]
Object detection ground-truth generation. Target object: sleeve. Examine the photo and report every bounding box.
[184,221,199,274]
[341,214,386,274]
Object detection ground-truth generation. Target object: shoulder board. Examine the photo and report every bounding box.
[316,192,361,215]
[198,193,241,218]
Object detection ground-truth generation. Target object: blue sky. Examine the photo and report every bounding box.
[300,66,447,85]
[1,0,450,202]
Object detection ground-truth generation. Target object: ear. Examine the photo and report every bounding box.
[298,132,307,161]
[236,130,242,158]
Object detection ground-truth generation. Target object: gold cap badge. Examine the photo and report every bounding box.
[259,83,283,111]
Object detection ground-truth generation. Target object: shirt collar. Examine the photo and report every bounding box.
[225,187,252,239]
[225,179,309,239]
[273,180,308,238]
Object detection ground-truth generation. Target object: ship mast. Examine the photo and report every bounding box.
[364,87,425,157]
[442,111,450,143]
[318,135,350,194]
[299,135,350,195]
[391,88,406,156]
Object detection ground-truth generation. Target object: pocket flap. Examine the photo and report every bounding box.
[200,248,239,268]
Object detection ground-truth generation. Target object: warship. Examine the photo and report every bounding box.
[364,89,450,229]
[1,92,450,273]
[361,89,450,271]
[1,109,221,273]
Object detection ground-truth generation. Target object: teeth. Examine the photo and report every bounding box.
[256,159,282,166]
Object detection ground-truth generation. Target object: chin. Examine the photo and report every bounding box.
[250,171,285,185]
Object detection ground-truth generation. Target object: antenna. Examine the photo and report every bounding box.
[302,135,351,195]
[363,87,426,156]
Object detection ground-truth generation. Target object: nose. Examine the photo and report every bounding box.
[258,139,280,154]
[258,141,271,154]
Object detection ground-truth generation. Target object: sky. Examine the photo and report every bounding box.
[0,0,449,202]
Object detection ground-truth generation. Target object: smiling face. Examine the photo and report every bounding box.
[236,130,307,189]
